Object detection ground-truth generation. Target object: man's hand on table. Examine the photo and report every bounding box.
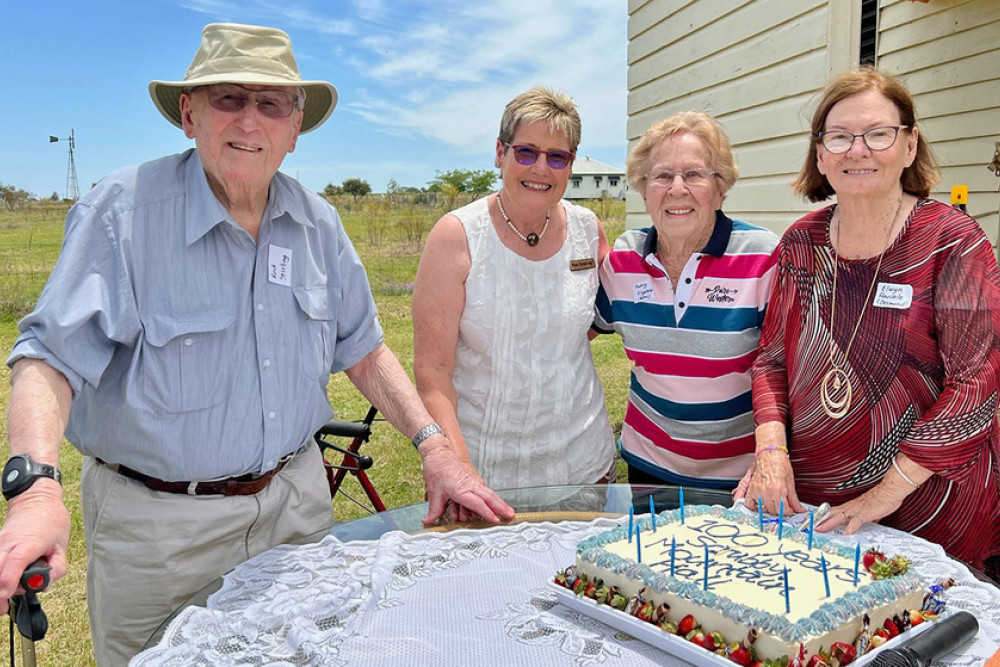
[417,437,515,526]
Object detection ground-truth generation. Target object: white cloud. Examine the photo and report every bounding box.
[340,0,627,153]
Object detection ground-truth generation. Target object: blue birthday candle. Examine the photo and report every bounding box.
[628,504,634,543]
[808,510,815,550]
[783,566,790,614]
[679,487,685,524]
[854,544,861,586]
[778,499,784,539]
[649,495,656,532]
[758,497,764,531]
[821,555,830,598]
[703,544,709,590]
[636,524,642,563]
[670,537,676,577]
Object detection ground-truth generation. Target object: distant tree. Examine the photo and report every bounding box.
[0,183,33,211]
[50,191,60,201]
[426,169,496,196]
[342,178,372,201]
[467,170,497,197]
[386,178,401,196]
[322,183,343,199]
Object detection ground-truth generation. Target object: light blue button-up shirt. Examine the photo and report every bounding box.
[8,149,383,480]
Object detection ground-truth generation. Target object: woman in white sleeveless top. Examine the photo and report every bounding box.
[413,87,615,501]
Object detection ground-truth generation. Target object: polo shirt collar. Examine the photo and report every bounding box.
[183,149,314,246]
[641,209,734,261]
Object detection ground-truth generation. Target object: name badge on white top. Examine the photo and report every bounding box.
[634,279,654,303]
[268,244,293,287]
[874,282,912,309]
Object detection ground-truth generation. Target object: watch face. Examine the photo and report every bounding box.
[3,457,29,495]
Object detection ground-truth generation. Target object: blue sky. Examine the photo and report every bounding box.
[1,0,627,198]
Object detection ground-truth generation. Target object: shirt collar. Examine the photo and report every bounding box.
[641,210,734,262]
[183,149,315,246]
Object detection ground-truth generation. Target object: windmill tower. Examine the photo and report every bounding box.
[49,129,79,200]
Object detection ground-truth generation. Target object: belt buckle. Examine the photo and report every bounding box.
[187,482,200,496]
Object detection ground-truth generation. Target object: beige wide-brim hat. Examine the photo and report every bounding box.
[149,23,337,134]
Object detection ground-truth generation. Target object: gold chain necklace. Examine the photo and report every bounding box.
[820,195,903,419]
[496,191,549,247]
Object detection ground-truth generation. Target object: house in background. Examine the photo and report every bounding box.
[567,157,628,200]
[626,0,1000,255]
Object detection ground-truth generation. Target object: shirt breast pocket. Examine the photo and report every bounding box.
[141,309,236,413]
[292,285,335,380]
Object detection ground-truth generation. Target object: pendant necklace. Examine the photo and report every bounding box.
[496,191,549,247]
[820,195,903,419]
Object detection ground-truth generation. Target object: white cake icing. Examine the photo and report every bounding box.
[574,505,926,661]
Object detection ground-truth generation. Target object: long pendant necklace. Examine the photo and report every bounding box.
[496,191,549,247]
[820,195,903,419]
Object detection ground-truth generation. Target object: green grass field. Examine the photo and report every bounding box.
[0,196,630,665]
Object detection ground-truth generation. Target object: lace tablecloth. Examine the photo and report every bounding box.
[132,515,1000,667]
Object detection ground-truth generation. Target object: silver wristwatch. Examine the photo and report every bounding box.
[411,423,445,450]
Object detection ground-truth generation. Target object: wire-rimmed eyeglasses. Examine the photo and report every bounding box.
[198,83,302,119]
[643,168,718,188]
[818,125,909,154]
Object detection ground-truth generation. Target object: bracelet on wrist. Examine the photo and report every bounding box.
[754,444,788,458]
[891,457,920,489]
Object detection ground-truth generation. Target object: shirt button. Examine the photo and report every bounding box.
[268,411,276,419]
[183,338,193,346]
[685,277,691,284]
[678,302,686,308]
[262,359,272,369]
[256,303,264,311]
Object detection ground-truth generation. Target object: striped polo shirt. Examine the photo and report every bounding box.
[595,212,779,489]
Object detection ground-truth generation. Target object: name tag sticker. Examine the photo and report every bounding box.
[570,258,596,271]
[268,244,293,287]
[874,282,912,309]
[634,279,654,303]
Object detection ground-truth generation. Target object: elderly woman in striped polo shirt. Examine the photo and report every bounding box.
[594,111,779,490]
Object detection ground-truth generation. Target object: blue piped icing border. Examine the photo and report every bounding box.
[577,505,924,643]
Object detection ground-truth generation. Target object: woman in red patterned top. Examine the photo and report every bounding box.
[735,68,1000,577]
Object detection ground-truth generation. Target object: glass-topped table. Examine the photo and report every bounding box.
[137,485,1000,665]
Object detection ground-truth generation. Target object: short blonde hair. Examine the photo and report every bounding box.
[793,67,940,202]
[498,86,582,153]
[626,111,738,197]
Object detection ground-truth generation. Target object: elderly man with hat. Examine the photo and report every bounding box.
[0,23,514,664]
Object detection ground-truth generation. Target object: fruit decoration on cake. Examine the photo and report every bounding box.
[554,505,955,666]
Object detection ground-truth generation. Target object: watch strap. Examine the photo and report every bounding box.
[411,423,445,451]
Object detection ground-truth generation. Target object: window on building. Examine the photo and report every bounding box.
[860,0,877,65]
[609,178,619,187]
[571,177,581,189]
[594,176,603,186]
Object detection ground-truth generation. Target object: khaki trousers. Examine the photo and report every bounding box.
[81,443,334,667]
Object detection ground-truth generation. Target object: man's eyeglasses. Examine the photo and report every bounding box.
[818,125,908,154]
[643,168,718,188]
[199,84,301,119]
[502,142,575,169]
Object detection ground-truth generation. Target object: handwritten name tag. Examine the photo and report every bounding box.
[570,258,596,271]
[268,244,292,287]
[634,279,653,303]
[874,282,912,309]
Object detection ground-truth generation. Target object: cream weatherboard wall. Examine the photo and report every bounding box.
[626,0,1000,255]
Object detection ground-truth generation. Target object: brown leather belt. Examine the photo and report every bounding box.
[96,455,292,496]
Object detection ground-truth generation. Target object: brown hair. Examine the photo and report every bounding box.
[792,68,940,202]
[625,111,738,197]
[498,86,582,153]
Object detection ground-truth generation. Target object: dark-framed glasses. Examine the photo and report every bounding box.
[502,142,575,169]
[818,125,908,154]
[201,84,300,119]
[643,168,718,188]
